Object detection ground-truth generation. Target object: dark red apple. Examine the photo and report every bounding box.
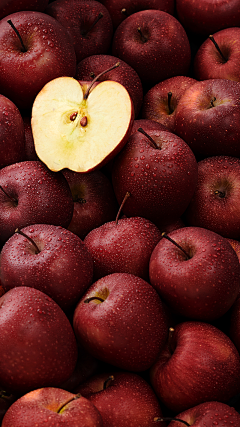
[0,0,49,20]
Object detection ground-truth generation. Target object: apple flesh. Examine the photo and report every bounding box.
[31,76,134,172]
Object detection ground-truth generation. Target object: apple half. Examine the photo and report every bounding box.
[31,76,134,172]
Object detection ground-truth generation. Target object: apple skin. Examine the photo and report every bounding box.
[112,128,198,227]
[167,401,240,427]
[76,54,143,118]
[23,116,39,161]
[184,156,240,240]
[194,28,240,82]
[0,286,78,395]
[150,321,240,413]
[0,95,26,168]
[73,273,168,372]
[0,0,49,20]
[112,10,191,86]
[46,0,113,64]
[149,226,240,321]
[0,11,76,110]
[101,0,174,29]
[1,387,103,427]
[174,79,240,159]
[176,0,240,36]
[229,297,240,354]
[84,216,162,281]
[0,224,93,312]
[0,161,74,245]
[141,76,197,133]
[75,371,167,427]
[62,169,118,240]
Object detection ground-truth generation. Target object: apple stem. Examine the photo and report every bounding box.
[210,96,216,108]
[84,296,105,304]
[57,393,81,414]
[214,189,225,198]
[15,228,41,254]
[103,375,114,390]
[154,417,190,426]
[161,232,191,260]
[168,92,174,114]
[209,35,227,62]
[0,185,18,205]
[115,191,131,224]
[137,27,148,43]
[121,8,129,17]
[7,19,27,52]
[83,62,120,100]
[81,12,103,37]
[137,127,159,150]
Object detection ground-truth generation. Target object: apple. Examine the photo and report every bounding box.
[111,127,198,227]
[84,216,162,281]
[62,169,118,240]
[75,371,167,427]
[174,79,240,159]
[176,0,240,36]
[184,156,240,240]
[31,74,134,173]
[150,321,240,413]
[149,226,240,321]
[141,76,197,133]
[46,0,113,64]
[101,0,174,29]
[164,401,240,426]
[0,161,74,245]
[0,0,49,20]
[23,116,39,161]
[131,119,170,134]
[73,272,168,371]
[0,286,78,395]
[0,11,76,110]
[0,224,93,312]
[194,28,240,82]
[75,54,143,118]
[1,387,103,427]
[0,95,26,168]
[112,9,191,86]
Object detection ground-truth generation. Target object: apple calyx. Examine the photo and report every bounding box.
[115,191,131,224]
[161,232,191,260]
[214,189,225,198]
[209,96,216,108]
[154,417,190,426]
[57,393,81,414]
[137,127,159,149]
[137,27,148,43]
[81,12,103,37]
[15,228,40,254]
[83,62,120,100]
[168,92,174,114]
[0,185,18,206]
[7,19,27,53]
[0,390,13,401]
[103,375,114,390]
[209,35,227,63]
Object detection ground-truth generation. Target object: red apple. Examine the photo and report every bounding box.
[149,226,240,321]
[174,79,240,159]
[46,0,113,64]
[141,76,197,133]
[84,216,162,281]
[0,11,76,110]
[0,0,49,20]
[1,387,103,427]
[0,286,78,395]
[75,371,167,427]
[0,161,74,245]
[194,28,240,82]
[184,156,240,240]
[73,273,168,371]
[150,321,240,413]
[112,9,191,86]
[0,224,93,312]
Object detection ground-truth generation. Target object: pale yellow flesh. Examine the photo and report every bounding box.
[31,77,132,172]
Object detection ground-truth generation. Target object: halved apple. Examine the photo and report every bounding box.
[31,76,134,172]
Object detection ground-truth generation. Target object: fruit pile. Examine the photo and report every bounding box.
[1,0,240,426]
